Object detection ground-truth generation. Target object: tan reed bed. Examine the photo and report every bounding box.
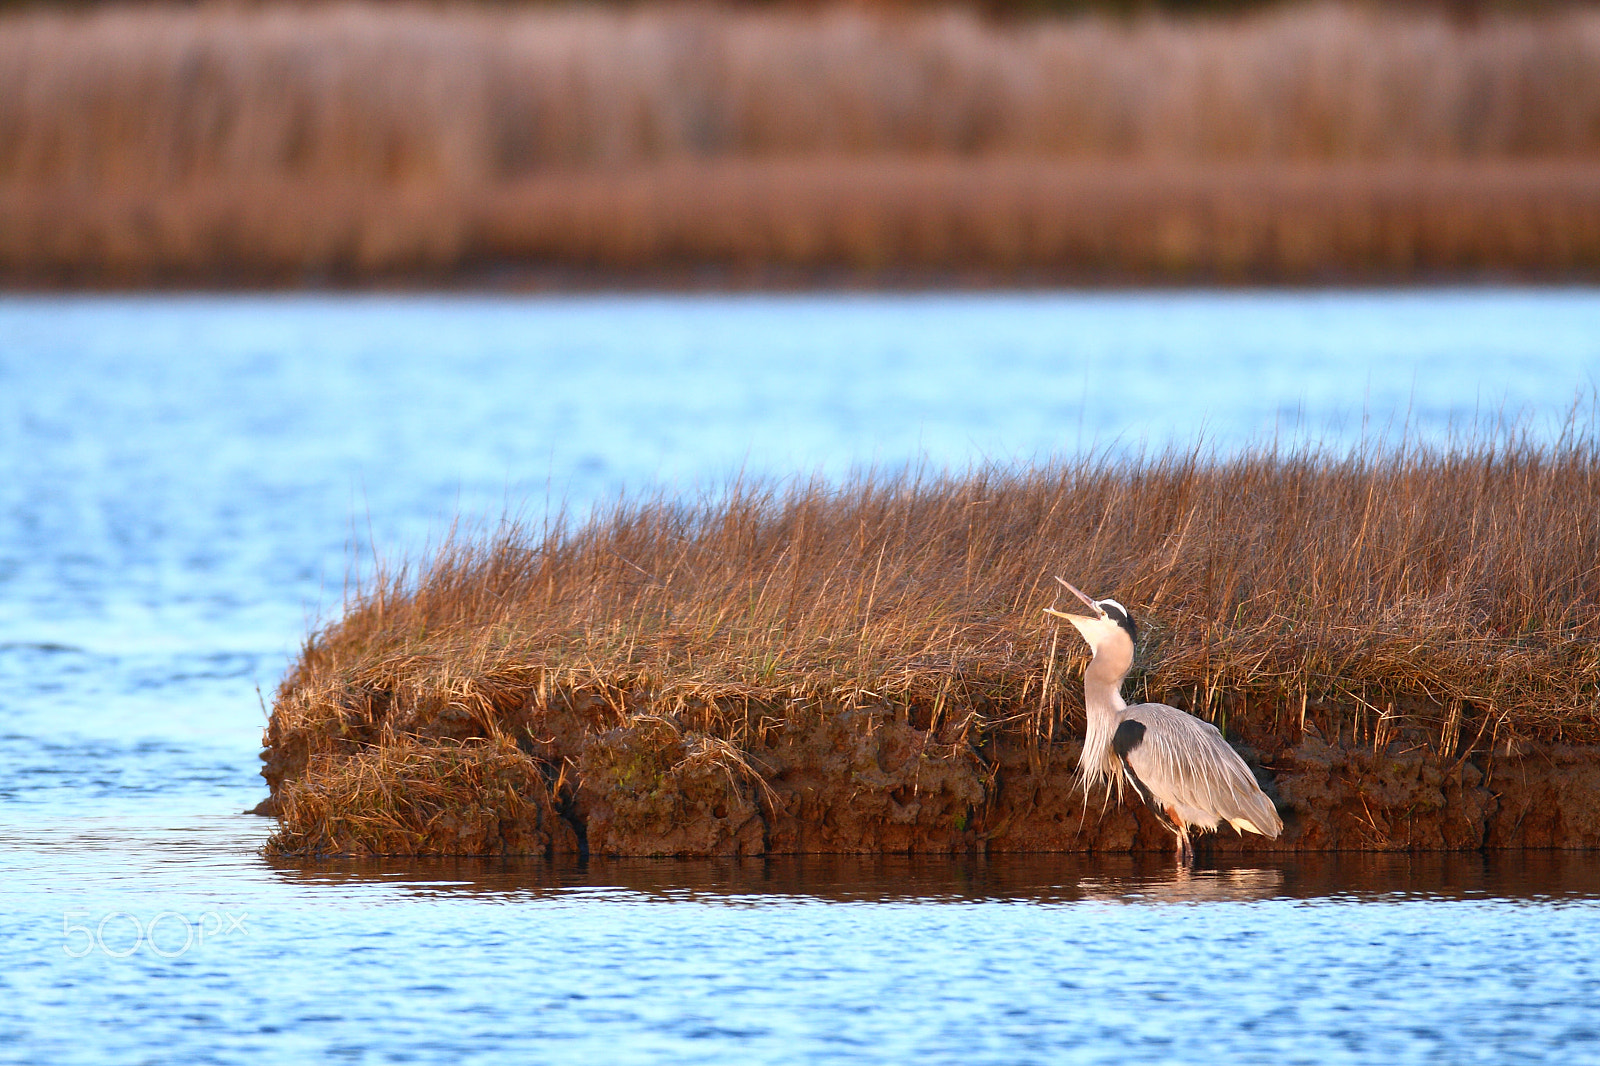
[8,2,1600,181]
[7,2,1600,283]
[262,428,1600,855]
[11,158,1600,284]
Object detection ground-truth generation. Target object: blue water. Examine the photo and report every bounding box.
[3,289,1600,1063]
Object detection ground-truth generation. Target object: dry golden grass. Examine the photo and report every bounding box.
[268,425,1600,820]
[7,2,1600,281]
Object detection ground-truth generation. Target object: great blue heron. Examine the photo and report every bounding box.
[1044,578,1282,863]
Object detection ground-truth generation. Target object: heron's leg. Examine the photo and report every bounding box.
[1175,827,1193,865]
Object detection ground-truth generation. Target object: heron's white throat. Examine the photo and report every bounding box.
[1064,613,1133,712]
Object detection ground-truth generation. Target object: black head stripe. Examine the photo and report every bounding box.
[1100,601,1137,644]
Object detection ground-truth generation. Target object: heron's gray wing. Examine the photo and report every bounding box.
[1120,703,1283,838]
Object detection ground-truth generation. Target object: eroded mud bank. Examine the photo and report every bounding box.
[260,694,1600,857]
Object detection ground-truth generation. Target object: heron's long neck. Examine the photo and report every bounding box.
[1079,651,1129,789]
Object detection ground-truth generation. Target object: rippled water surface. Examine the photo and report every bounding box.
[3,290,1600,1063]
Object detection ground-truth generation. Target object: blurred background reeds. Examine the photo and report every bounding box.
[5,1,1600,283]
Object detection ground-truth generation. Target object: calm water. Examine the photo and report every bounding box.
[3,290,1600,1063]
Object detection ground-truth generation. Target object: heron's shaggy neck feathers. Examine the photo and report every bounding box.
[1078,636,1132,791]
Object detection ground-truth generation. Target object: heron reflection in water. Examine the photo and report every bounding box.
[1075,865,1286,904]
[1045,579,1283,863]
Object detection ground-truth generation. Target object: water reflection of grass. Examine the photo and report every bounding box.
[6,2,1600,283]
[262,424,1600,854]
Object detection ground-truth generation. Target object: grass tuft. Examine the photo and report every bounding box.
[263,419,1600,853]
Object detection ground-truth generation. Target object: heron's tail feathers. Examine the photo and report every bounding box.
[1229,789,1284,839]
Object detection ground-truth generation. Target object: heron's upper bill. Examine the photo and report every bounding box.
[1055,577,1100,614]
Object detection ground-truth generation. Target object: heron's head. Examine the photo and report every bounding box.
[1043,577,1138,657]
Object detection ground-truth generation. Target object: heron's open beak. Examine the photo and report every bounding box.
[1042,577,1104,644]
